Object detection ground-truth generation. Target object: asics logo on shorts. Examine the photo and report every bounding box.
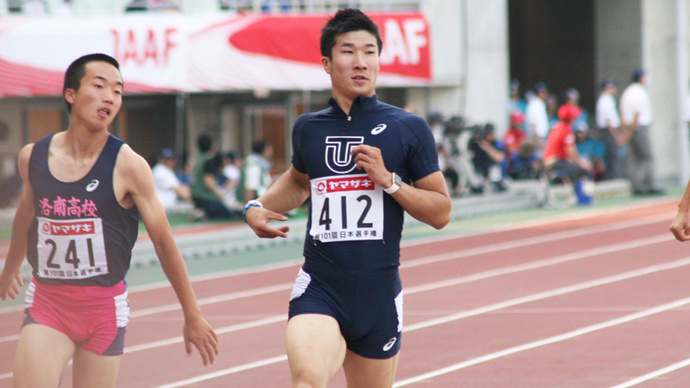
[86,179,99,192]
[383,337,397,351]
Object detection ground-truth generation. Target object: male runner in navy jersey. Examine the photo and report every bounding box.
[244,9,451,387]
[0,53,218,387]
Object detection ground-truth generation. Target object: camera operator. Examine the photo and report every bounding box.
[443,117,483,195]
[470,123,507,192]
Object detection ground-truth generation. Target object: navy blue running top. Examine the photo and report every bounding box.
[26,133,139,287]
[292,95,439,270]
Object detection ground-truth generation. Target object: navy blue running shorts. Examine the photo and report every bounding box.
[288,261,403,359]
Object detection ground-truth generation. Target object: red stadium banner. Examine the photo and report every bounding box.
[0,12,431,97]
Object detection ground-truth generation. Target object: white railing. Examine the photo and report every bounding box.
[2,0,423,16]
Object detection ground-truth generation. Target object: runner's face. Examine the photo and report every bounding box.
[323,30,380,103]
[66,61,123,130]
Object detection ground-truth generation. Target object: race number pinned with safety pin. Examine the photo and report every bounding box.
[36,217,108,279]
[309,174,384,243]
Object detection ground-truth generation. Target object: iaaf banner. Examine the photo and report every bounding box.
[0,12,431,97]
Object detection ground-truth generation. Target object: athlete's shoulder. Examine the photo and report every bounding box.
[115,142,150,178]
[294,106,335,127]
[376,102,430,134]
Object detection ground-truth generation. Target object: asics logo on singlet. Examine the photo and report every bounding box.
[371,123,387,135]
[324,136,364,174]
[383,337,397,352]
[86,179,99,192]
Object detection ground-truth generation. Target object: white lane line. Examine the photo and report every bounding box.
[610,358,690,387]
[130,283,294,318]
[393,296,690,387]
[132,231,673,320]
[116,236,676,358]
[156,355,289,388]
[127,259,304,293]
[0,212,670,318]
[402,216,671,268]
[149,257,690,387]
[0,233,673,347]
[124,315,287,353]
[404,233,671,291]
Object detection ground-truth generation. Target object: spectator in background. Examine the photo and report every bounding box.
[427,111,445,145]
[574,123,606,181]
[596,78,626,180]
[504,111,527,158]
[508,79,527,116]
[564,88,590,130]
[0,159,22,208]
[222,150,243,210]
[546,93,559,130]
[620,68,663,195]
[506,139,543,180]
[152,148,191,209]
[237,139,273,203]
[525,81,550,143]
[191,134,235,219]
[471,123,507,192]
[176,151,194,186]
[543,104,592,185]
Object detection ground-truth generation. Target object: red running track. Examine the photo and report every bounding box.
[1,199,689,387]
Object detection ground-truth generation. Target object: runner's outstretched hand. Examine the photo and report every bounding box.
[0,268,23,301]
[183,315,219,366]
[670,210,690,242]
[245,206,290,239]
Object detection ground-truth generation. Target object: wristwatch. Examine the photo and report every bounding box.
[242,200,263,223]
[383,173,402,194]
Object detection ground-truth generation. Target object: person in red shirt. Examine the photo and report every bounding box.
[542,104,592,183]
[504,111,527,158]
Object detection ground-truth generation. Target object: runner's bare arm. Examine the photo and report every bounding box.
[115,146,219,366]
[351,144,451,229]
[245,165,310,239]
[670,178,690,242]
[0,144,33,300]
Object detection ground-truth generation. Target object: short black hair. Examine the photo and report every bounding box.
[252,139,269,154]
[197,133,215,153]
[632,68,645,83]
[63,53,120,113]
[320,8,383,59]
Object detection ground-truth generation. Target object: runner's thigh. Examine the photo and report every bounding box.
[72,347,122,388]
[286,314,347,386]
[14,324,76,388]
[343,350,400,388]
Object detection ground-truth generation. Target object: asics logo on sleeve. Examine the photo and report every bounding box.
[86,179,100,192]
[371,123,387,135]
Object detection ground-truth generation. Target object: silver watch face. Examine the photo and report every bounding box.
[394,173,402,187]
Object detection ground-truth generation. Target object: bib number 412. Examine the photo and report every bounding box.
[310,174,384,243]
[318,194,374,230]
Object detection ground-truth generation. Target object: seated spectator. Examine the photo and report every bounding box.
[191,134,235,219]
[504,111,527,159]
[237,139,273,203]
[546,93,559,130]
[565,88,591,130]
[471,123,507,192]
[221,150,243,210]
[575,123,606,181]
[543,104,593,184]
[506,140,543,180]
[152,148,191,209]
